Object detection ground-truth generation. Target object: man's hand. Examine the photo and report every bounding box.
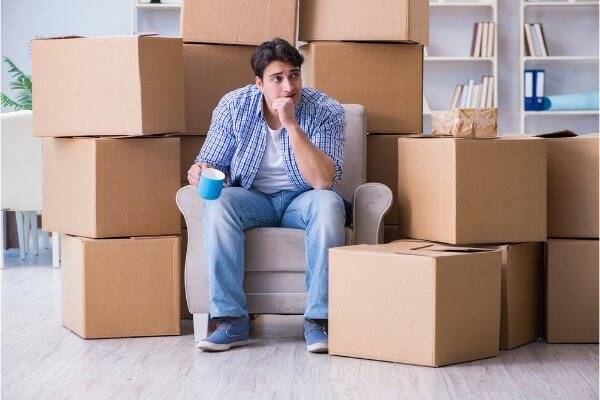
[187,162,211,186]
[272,97,297,128]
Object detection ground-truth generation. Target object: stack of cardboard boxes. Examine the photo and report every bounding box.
[545,134,599,343]
[32,36,184,338]
[297,0,428,243]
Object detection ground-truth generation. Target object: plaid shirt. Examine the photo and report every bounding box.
[195,85,346,191]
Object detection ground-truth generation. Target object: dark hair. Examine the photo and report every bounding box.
[250,38,304,79]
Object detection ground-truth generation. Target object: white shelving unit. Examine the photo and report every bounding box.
[132,0,181,35]
[424,0,498,129]
[518,0,599,133]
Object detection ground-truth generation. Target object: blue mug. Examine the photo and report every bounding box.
[197,168,225,200]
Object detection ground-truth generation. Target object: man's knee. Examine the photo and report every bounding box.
[309,190,345,221]
[204,187,246,219]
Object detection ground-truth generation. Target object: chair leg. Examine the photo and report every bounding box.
[42,231,50,249]
[193,313,210,346]
[52,232,61,269]
[23,212,30,255]
[29,212,39,256]
[15,211,26,260]
[0,210,5,268]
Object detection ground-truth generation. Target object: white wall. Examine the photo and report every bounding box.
[2,1,598,133]
[1,0,131,111]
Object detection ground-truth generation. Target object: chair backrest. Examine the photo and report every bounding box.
[1,110,42,211]
[334,104,367,200]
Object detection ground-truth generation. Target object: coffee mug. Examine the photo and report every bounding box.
[197,168,225,200]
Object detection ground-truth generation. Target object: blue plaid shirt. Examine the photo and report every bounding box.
[195,85,346,191]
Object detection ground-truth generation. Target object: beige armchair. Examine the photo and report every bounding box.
[176,104,392,344]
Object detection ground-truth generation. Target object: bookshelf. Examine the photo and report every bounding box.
[424,0,498,132]
[132,0,181,36]
[518,0,599,134]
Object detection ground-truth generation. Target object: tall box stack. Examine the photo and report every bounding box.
[544,134,599,343]
[32,36,184,338]
[299,0,428,241]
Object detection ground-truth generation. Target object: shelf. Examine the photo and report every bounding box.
[430,1,494,6]
[523,55,599,61]
[133,3,181,9]
[523,1,599,7]
[426,56,495,61]
[524,110,600,115]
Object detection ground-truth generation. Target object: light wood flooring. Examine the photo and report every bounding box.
[2,248,598,400]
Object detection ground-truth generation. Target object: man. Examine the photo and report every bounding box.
[187,38,346,353]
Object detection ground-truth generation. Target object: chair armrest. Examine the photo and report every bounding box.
[352,183,393,245]
[176,185,209,313]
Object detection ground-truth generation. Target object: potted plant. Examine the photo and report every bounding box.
[1,56,32,111]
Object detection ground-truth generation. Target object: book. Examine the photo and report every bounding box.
[460,85,469,108]
[465,78,475,107]
[486,22,495,57]
[486,76,494,107]
[534,23,549,56]
[470,23,478,57]
[524,23,535,56]
[480,76,489,108]
[530,24,542,57]
[451,85,462,109]
[524,70,534,110]
[481,22,489,59]
[473,23,483,58]
[471,84,481,108]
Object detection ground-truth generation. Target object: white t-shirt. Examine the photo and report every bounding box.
[252,126,297,194]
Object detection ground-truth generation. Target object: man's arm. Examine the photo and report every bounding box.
[273,98,345,190]
[187,96,236,186]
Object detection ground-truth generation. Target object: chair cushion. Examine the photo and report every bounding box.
[245,227,354,272]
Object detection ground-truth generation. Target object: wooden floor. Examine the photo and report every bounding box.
[2,248,598,400]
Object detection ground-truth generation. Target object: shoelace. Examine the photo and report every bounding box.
[306,320,327,334]
[215,317,245,332]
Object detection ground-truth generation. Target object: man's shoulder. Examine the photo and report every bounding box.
[219,84,260,108]
[300,86,345,120]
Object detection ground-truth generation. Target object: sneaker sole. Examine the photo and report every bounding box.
[307,342,328,353]
[197,339,249,352]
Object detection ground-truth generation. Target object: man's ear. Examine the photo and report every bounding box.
[255,76,263,91]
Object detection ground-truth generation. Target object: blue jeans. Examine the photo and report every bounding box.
[203,187,346,320]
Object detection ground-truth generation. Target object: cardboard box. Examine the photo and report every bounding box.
[42,137,181,238]
[329,240,501,367]
[184,44,255,135]
[432,108,498,139]
[546,134,599,238]
[61,235,181,338]
[397,136,547,244]
[367,135,408,225]
[301,42,423,134]
[180,136,205,180]
[181,0,297,45]
[546,239,599,343]
[32,36,184,137]
[299,0,428,45]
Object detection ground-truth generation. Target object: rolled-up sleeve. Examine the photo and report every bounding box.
[195,96,236,176]
[311,105,346,184]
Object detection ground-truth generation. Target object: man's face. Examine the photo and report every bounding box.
[255,61,302,108]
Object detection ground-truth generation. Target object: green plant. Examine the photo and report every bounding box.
[1,56,32,111]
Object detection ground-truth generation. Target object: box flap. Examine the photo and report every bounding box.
[33,35,84,41]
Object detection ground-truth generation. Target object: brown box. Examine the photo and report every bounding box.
[397,136,547,244]
[181,0,297,45]
[61,235,181,339]
[184,44,255,135]
[546,134,599,239]
[432,108,498,139]
[301,42,423,134]
[32,36,184,137]
[42,137,181,238]
[546,239,599,343]
[329,240,501,367]
[367,134,408,225]
[180,136,206,180]
[299,0,428,45]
